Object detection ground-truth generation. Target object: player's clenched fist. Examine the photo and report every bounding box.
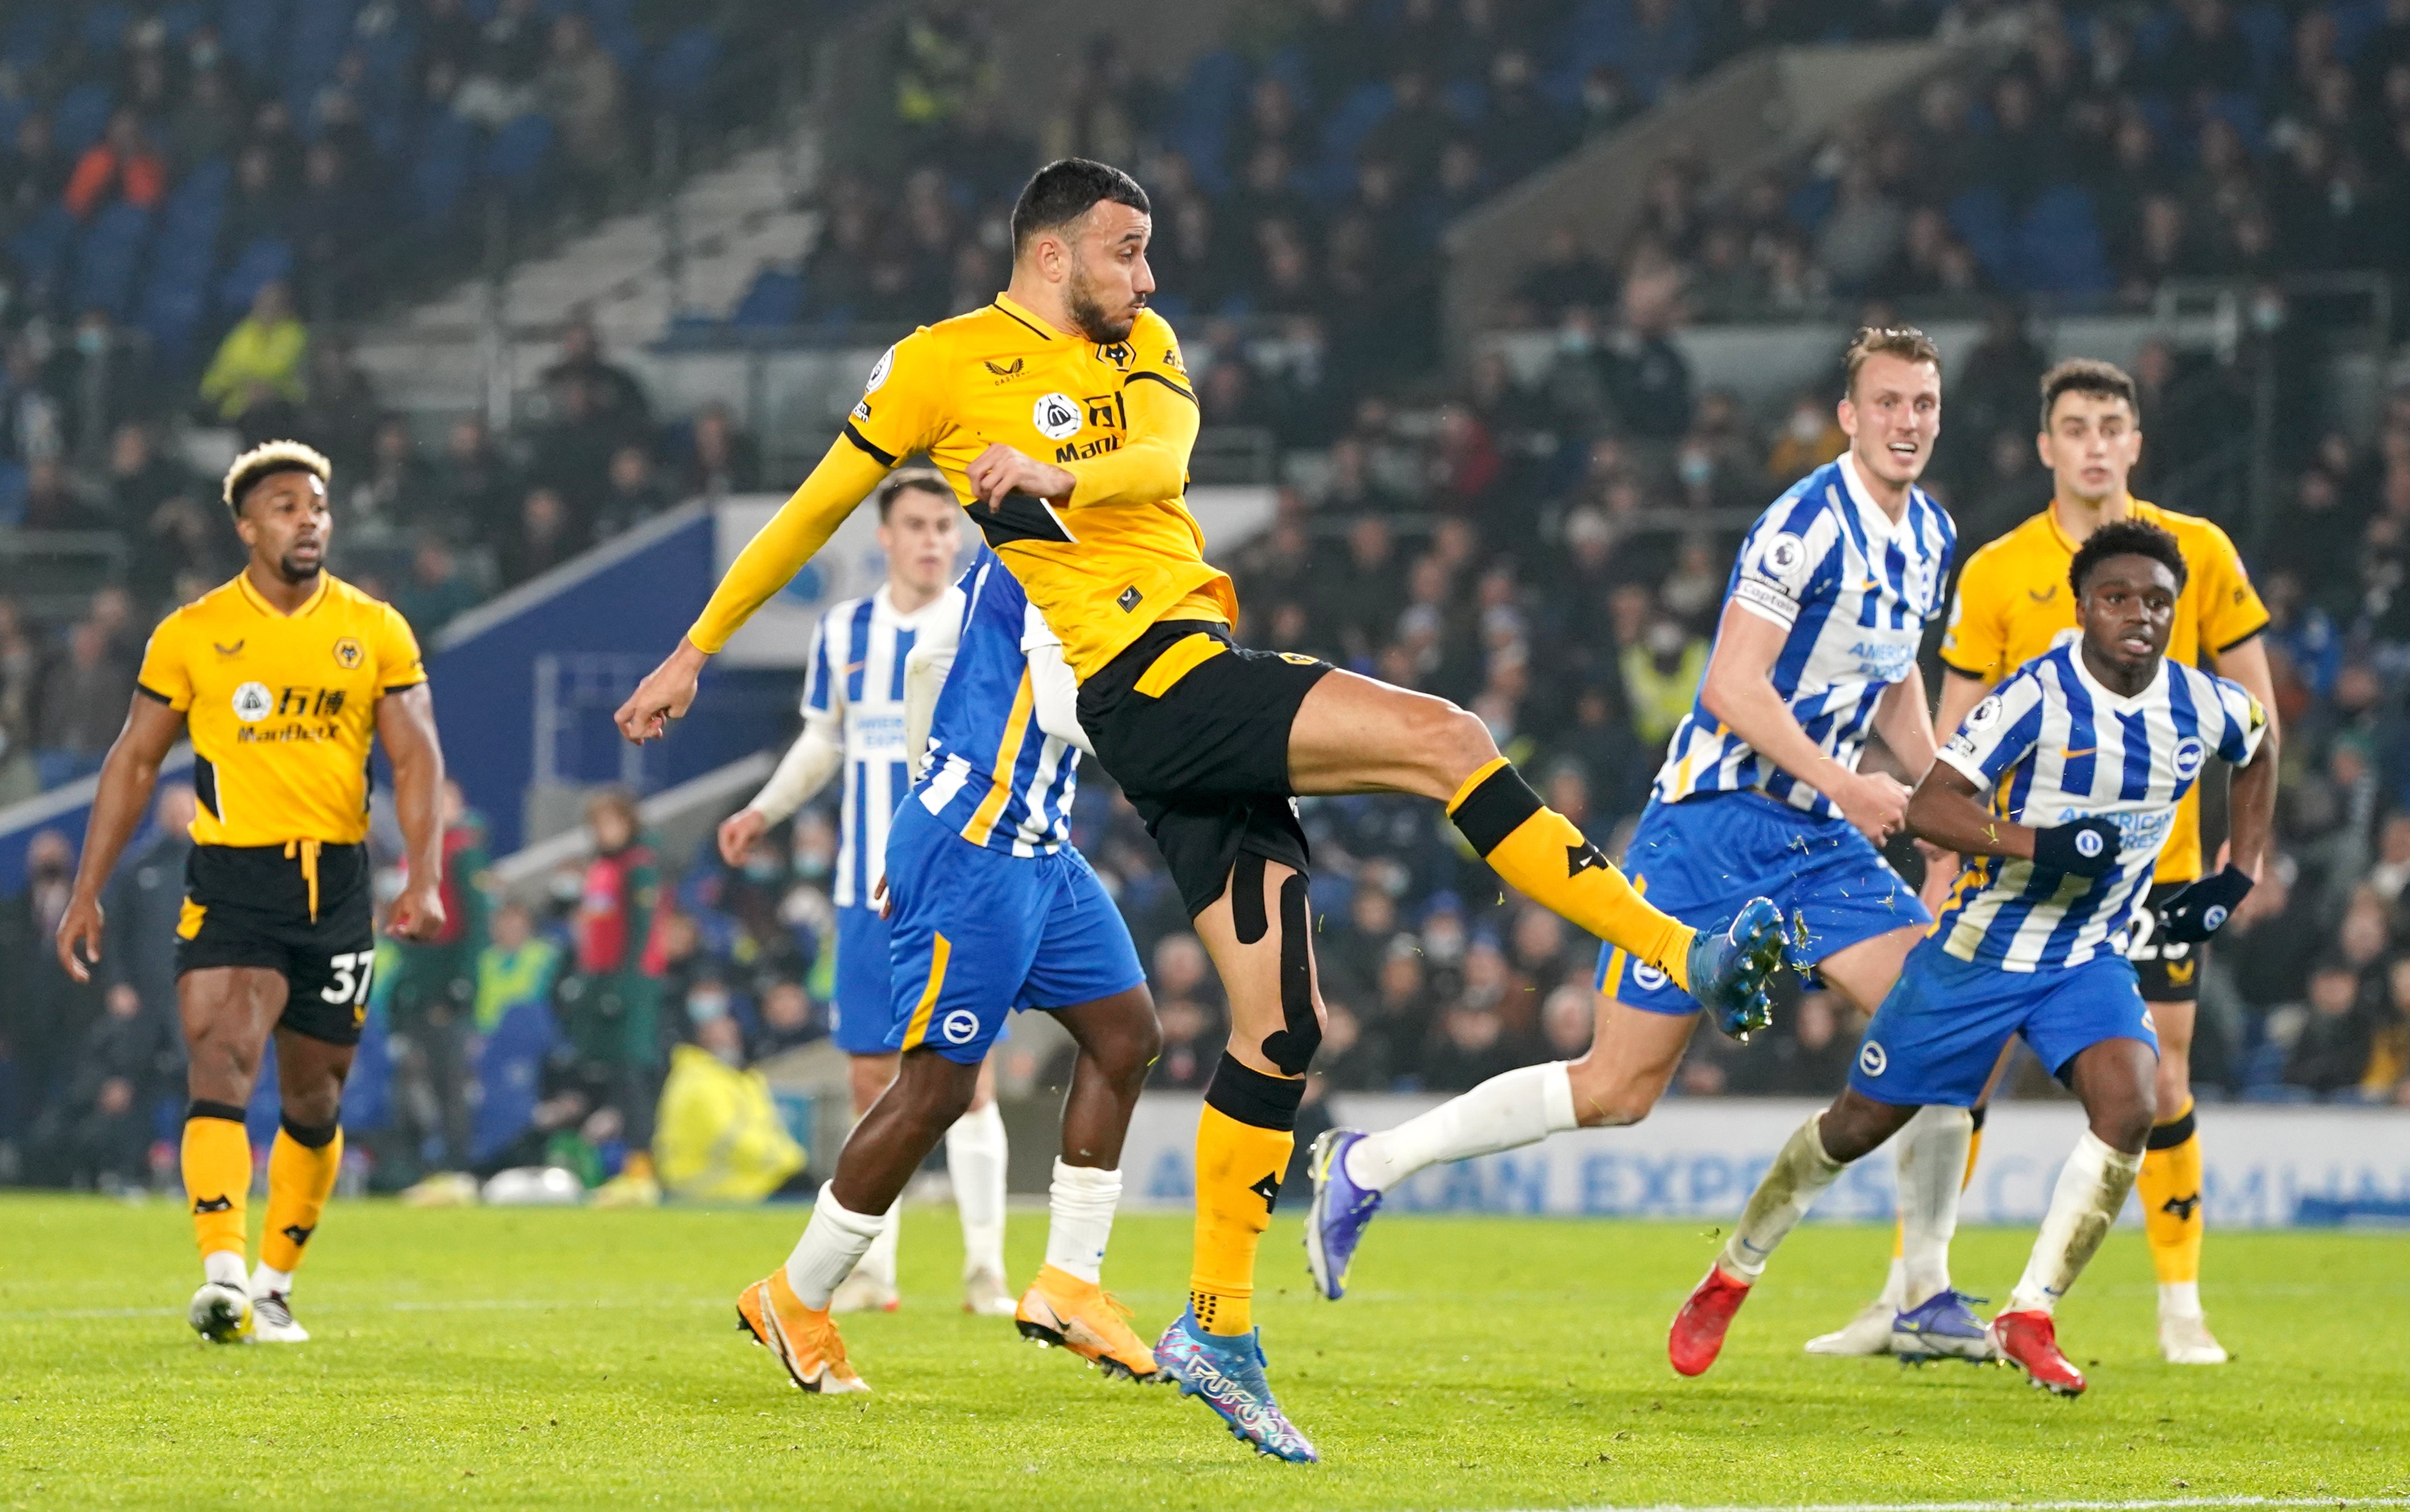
[1836,769,1913,844]
[966,443,1076,509]
[616,638,708,743]
[718,806,769,867]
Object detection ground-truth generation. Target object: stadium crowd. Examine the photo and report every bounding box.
[10,0,2410,1196]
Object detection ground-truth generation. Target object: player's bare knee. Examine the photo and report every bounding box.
[1423,703,1500,789]
[1815,1092,1904,1165]
[1566,1061,1653,1128]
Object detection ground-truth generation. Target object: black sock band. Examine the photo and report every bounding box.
[1204,1054,1304,1132]
[2146,1106,2197,1149]
[1449,762,1543,856]
[280,1112,342,1149]
[187,1099,246,1124]
[1968,1104,1988,1134]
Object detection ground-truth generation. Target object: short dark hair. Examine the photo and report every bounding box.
[2040,357,2139,431]
[876,466,953,521]
[1010,158,1150,252]
[1843,325,1942,397]
[2070,517,2187,597]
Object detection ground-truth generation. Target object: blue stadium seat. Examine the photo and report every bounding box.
[0,461,26,529]
[483,112,554,189]
[5,203,75,302]
[52,81,116,155]
[1441,77,1487,125]
[77,3,134,53]
[411,113,477,221]
[1946,185,2014,285]
[1259,43,1316,116]
[2331,0,2387,63]
[2015,183,2112,296]
[646,26,721,114]
[285,0,361,115]
[157,1,212,43]
[221,0,287,80]
[72,201,153,319]
[2,6,63,72]
[1785,176,1835,234]
[2208,90,2263,151]
[730,267,803,329]
[161,156,231,240]
[139,269,211,370]
[0,96,28,146]
[217,236,295,313]
[1315,80,1395,196]
[2237,2,2289,89]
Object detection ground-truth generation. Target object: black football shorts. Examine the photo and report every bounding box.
[176,842,377,1045]
[1077,620,1334,919]
[2125,879,2203,1005]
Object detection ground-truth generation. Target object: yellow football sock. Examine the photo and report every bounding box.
[2139,1099,2203,1286]
[1448,759,1693,988]
[259,1117,344,1275]
[182,1103,252,1267]
[1190,1058,1301,1337]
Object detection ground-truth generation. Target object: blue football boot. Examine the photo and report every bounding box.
[1687,897,1786,1040]
[1154,1310,1319,1462]
[1892,1288,1996,1363]
[1304,1128,1381,1301]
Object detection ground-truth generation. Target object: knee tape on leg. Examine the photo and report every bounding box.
[1257,872,1320,1076]
[1231,851,1269,945]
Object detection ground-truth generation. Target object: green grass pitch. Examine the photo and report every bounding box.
[3,1194,2405,1510]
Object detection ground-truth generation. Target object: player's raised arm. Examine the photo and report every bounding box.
[55,691,187,979]
[1700,600,1911,842]
[615,435,893,742]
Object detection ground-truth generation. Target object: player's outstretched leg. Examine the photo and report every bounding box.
[1014,987,1167,1383]
[1991,1038,2154,1399]
[1156,854,1318,1462]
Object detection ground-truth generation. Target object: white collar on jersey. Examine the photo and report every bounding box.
[1837,450,1919,541]
[873,581,960,629]
[2062,637,2170,713]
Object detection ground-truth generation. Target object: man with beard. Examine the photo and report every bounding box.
[613,159,1781,1461]
[53,442,449,1345]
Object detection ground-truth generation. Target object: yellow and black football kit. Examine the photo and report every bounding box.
[687,294,1333,916]
[1941,498,2268,1002]
[138,571,425,1044]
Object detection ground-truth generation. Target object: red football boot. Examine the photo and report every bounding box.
[1669,1265,1752,1377]
[1991,1308,2085,1396]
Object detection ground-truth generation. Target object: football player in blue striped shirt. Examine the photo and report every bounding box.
[735,546,1163,1395]
[1667,520,2273,1397]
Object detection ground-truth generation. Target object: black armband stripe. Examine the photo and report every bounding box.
[137,682,175,704]
[2214,621,2269,656]
[841,421,897,467]
[1126,370,1197,404]
[1939,659,1989,681]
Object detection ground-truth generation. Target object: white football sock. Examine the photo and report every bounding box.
[1343,1061,1578,1192]
[947,1101,1009,1281]
[2159,1280,2204,1319]
[1043,1159,1120,1284]
[251,1262,295,1298]
[1897,1104,1971,1308]
[2007,1131,2142,1316]
[203,1250,248,1288]
[1720,1113,1847,1281]
[784,1183,888,1309]
[856,1202,900,1289]
[1879,1255,1907,1310]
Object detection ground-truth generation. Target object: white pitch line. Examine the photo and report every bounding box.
[1540,1500,2410,1512]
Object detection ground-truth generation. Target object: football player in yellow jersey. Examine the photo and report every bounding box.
[54,442,451,1346]
[1811,359,2276,1367]
[613,158,1783,1460]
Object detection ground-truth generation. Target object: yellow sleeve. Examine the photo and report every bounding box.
[1938,548,2006,681]
[2190,520,2269,653]
[1064,368,1198,509]
[686,436,892,654]
[844,327,946,466]
[376,603,427,692]
[135,615,193,711]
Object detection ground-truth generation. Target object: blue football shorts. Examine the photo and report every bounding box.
[883,799,1147,1065]
[829,903,897,1055]
[1848,937,2158,1107]
[1594,789,1928,1015]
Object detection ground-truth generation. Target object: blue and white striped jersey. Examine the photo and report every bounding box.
[803,583,964,908]
[1931,643,2266,971]
[1653,454,1956,817]
[913,549,1081,856]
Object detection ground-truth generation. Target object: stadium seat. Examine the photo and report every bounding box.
[0,460,26,528]
[52,81,116,155]
[221,0,288,80]
[2014,184,2112,296]
[483,112,555,191]
[411,113,477,222]
[76,2,134,53]
[2236,2,2290,90]
[1,6,63,73]
[2209,90,2264,151]
[72,201,153,320]
[1946,185,2015,286]
[5,204,76,303]
[217,236,295,314]
[156,1,209,43]
[730,268,804,329]
[1259,43,1316,116]
[646,26,722,114]
[1785,177,1836,234]
[1315,80,1396,197]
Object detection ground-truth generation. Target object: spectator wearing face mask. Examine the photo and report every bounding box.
[1618,613,1709,748]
